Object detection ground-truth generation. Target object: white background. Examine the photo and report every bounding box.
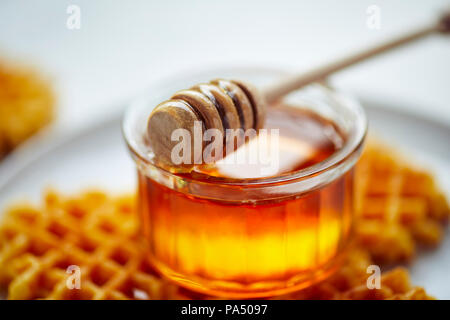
[1,0,449,134]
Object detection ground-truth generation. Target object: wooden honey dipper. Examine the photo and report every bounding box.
[148,12,450,169]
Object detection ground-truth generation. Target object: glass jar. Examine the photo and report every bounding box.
[123,68,367,298]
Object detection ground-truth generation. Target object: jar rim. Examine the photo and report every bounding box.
[122,67,367,188]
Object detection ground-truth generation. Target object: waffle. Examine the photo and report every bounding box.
[355,141,449,263]
[0,143,448,300]
[0,61,54,159]
[0,191,178,299]
[281,247,433,300]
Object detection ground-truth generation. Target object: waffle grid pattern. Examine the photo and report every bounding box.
[0,192,178,299]
[0,143,448,299]
[355,142,449,263]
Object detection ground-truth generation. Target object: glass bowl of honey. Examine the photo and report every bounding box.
[123,68,367,298]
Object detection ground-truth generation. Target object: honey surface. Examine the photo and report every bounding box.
[193,106,344,179]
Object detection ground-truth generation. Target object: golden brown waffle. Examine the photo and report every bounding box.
[0,191,178,299]
[0,143,448,300]
[0,61,54,159]
[281,247,433,300]
[355,141,449,263]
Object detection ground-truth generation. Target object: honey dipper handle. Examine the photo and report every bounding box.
[264,12,450,103]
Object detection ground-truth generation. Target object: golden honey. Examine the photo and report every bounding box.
[123,79,367,298]
[136,105,357,297]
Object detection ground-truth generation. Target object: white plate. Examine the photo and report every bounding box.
[0,67,449,299]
